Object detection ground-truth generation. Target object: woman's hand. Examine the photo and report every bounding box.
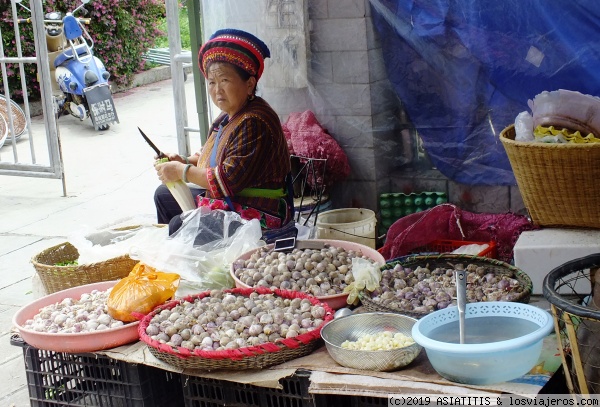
[154,153,187,163]
[155,160,184,184]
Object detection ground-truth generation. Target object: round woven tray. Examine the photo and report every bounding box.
[139,287,334,371]
[31,241,138,294]
[359,253,533,318]
[0,95,27,142]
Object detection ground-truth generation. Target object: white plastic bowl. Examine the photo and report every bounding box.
[411,301,554,385]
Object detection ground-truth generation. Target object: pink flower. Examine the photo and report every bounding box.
[240,208,262,221]
[210,200,227,210]
[265,216,281,229]
[197,197,210,207]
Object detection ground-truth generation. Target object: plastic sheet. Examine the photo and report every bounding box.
[369,0,600,185]
[199,0,398,201]
[197,1,600,189]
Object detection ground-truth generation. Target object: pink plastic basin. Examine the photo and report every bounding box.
[230,239,385,310]
[12,280,139,353]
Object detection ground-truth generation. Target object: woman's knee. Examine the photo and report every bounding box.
[154,184,170,205]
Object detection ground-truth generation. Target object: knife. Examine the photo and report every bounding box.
[137,127,166,159]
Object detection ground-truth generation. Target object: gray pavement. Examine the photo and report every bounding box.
[0,71,200,406]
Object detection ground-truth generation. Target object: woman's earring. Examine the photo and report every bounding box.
[248,93,255,101]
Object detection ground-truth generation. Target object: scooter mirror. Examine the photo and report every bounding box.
[12,0,23,4]
[81,0,90,3]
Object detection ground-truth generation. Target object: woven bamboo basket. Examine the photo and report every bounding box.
[31,242,138,294]
[543,253,600,395]
[359,254,533,319]
[139,287,334,371]
[0,95,27,142]
[500,124,600,228]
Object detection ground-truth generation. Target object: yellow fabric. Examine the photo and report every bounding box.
[534,125,600,143]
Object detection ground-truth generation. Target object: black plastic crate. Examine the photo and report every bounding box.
[11,335,184,407]
[182,369,322,407]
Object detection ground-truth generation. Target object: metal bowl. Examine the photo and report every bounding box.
[321,312,421,371]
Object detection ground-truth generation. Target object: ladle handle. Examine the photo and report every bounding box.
[455,269,467,344]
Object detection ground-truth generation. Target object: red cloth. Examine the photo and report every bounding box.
[379,204,538,263]
[283,110,350,187]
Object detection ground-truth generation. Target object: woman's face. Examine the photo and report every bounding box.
[207,62,256,118]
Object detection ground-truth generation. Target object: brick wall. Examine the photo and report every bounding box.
[264,0,527,225]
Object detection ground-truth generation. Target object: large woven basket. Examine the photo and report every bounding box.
[31,242,137,294]
[543,253,600,395]
[139,287,334,371]
[500,124,600,228]
[360,253,533,319]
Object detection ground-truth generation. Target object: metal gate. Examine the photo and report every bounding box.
[0,0,65,194]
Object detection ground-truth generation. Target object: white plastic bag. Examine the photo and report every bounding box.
[514,111,534,142]
[343,257,381,305]
[131,208,263,297]
[68,224,168,264]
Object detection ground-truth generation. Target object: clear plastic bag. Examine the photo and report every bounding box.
[514,111,535,142]
[131,208,263,297]
[68,224,168,264]
[343,257,381,306]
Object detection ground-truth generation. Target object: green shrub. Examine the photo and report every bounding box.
[153,4,190,50]
[0,0,165,101]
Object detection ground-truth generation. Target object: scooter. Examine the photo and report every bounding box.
[14,0,118,130]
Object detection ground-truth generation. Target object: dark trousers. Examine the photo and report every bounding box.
[154,184,204,225]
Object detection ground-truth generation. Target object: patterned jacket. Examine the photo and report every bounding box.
[197,97,291,216]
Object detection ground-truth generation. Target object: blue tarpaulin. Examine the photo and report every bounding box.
[369,0,600,185]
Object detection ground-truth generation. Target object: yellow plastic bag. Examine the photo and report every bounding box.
[107,262,180,322]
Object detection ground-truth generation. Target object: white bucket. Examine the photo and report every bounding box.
[316,208,377,249]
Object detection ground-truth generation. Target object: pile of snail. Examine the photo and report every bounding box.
[232,244,378,297]
[23,288,126,334]
[145,290,329,351]
[367,263,525,314]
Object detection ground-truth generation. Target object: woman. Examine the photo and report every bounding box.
[154,29,292,231]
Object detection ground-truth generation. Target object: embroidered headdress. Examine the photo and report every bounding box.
[198,28,271,81]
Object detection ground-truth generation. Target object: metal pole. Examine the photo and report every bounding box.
[30,0,66,195]
[187,0,209,145]
[166,0,190,156]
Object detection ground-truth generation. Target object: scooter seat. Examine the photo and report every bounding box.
[63,15,83,40]
[54,45,90,68]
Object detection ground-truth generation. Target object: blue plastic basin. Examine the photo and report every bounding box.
[411,301,554,385]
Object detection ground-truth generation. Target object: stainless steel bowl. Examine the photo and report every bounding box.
[321,312,421,371]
